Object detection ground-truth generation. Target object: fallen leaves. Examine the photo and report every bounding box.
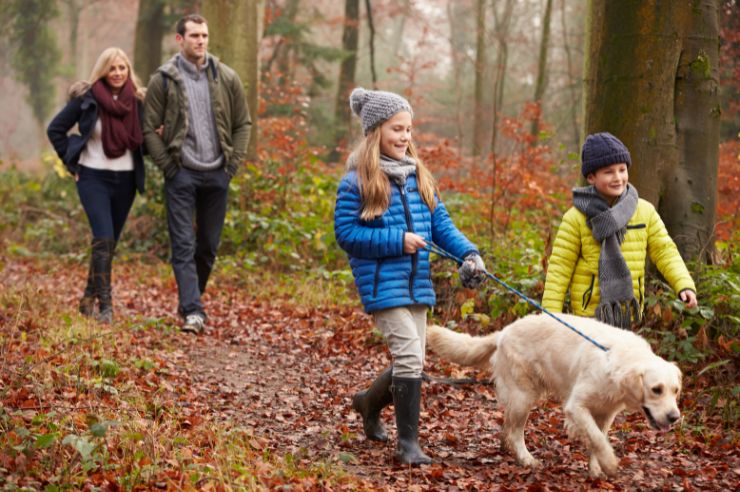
[0,257,738,491]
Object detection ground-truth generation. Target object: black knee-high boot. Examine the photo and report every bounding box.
[352,367,393,441]
[92,238,116,324]
[392,376,431,465]
[79,251,96,317]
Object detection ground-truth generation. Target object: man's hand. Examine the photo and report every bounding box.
[403,232,426,254]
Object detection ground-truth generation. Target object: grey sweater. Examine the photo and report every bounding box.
[177,54,224,171]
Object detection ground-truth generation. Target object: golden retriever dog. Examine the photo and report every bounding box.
[427,313,682,477]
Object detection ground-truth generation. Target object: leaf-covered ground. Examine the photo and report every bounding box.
[1,257,737,490]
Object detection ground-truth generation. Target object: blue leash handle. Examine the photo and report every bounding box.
[424,243,609,352]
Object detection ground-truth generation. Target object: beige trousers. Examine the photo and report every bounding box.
[374,305,428,378]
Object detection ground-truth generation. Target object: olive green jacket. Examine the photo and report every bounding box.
[542,198,696,317]
[143,54,251,178]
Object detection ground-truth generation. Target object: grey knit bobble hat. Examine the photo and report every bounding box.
[581,132,632,177]
[349,87,413,135]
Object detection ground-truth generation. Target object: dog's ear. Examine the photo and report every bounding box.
[671,362,683,396]
[620,367,645,405]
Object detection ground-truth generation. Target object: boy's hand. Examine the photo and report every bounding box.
[679,289,698,309]
[403,232,426,254]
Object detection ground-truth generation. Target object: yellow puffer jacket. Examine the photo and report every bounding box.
[542,198,696,316]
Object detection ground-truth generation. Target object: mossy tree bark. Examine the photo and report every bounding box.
[202,0,263,160]
[583,0,720,261]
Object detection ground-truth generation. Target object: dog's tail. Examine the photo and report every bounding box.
[427,325,499,368]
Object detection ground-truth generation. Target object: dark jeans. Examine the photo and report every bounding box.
[76,166,136,241]
[165,167,230,318]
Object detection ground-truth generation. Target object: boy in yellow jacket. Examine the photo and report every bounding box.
[542,132,697,328]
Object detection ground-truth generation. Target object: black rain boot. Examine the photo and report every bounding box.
[392,376,432,465]
[79,252,96,317]
[92,238,115,324]
[352,367,393,441]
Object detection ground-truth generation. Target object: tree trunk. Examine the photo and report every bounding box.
[133,0,166,85]
[584,0,720,261]
[272,0,300,85]
[530,0,553,142]
[63,0,81,81]
[333,0,360,158]
[446,0,468,156]
[364,0,377,87]
[488,0,514,245]
[560,0,581,151]
[473,0,487,158]
[489,0,514,157]
[202,0,262,160]
[390,0,411,58]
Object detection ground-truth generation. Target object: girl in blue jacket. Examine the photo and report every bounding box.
[47,47,146,324]
[334,88,487,465]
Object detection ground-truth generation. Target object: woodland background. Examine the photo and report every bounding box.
[0,0,738,490]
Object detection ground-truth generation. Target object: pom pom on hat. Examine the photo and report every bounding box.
[581,132,632,177]
[349,87,413,135]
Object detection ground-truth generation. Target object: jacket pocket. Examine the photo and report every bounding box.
[373,259,385,298]
[626,224,646,229]
[638,276,643,306]
[63,134,84,166]
[582,274,595,311]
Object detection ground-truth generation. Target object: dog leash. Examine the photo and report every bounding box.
[424,243,609,352]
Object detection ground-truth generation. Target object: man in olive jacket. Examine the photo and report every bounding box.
[143,14,251,334]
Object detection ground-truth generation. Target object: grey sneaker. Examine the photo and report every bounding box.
[182,313,205,334]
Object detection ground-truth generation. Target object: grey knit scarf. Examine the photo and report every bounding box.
[573,184,640,328]
[379,154,416,184]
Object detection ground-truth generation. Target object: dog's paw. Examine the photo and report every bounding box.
[516,453,541,468]
[597,450,618,477]
[588,455,603,478]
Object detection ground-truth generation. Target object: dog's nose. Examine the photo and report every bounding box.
[667,411,680,424]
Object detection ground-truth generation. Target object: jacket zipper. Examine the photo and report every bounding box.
[398,184,417,301]
[638,276,643,306]
[373,259,384,298]
[582,274,595,310]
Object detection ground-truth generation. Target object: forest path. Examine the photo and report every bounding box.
[175,284,735,490]
[8,257,733,490]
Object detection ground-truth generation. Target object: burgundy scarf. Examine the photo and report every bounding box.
[91,79,143,158]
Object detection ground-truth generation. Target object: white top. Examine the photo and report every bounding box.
[79,118,134,172]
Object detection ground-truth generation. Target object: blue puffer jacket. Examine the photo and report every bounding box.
[334,170,478,313]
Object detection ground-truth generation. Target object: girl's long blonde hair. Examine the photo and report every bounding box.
[355,126,438,221]
[69,47,146,101]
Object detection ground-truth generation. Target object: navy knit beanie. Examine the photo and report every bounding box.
[350,87,413,135]
[581,132,632,177]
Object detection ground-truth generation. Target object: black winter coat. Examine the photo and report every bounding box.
[46,90,146,194]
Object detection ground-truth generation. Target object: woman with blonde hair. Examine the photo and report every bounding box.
[334,88,487,465]
[47,47,146,323]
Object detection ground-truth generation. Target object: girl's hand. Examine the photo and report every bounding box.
[679,289,698,309]
[403,232,426,254]
[459,254,487,288]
